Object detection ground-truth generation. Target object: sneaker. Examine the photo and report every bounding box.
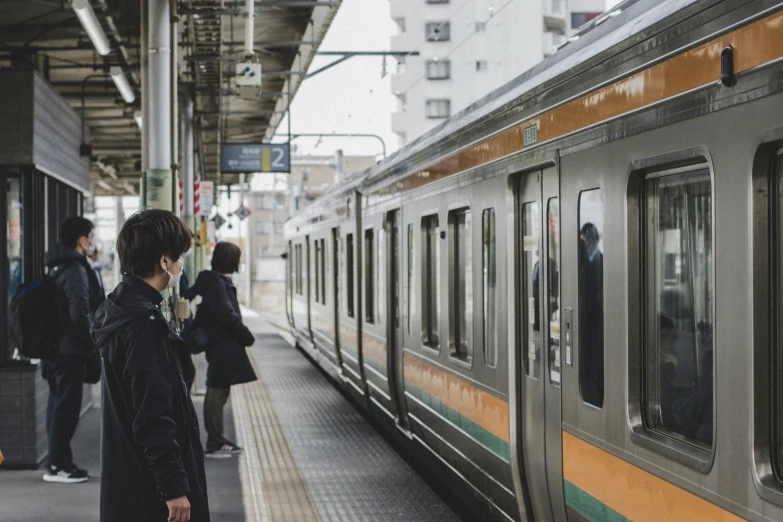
[224,442,243,454]
[43,466,89,484]
[205,442,242,458]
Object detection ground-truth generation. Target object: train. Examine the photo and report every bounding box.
[283,0,783,519]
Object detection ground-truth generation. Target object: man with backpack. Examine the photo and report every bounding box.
[40,216,104,483]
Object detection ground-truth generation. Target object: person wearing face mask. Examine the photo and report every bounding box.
[41,216,104,484]
[187,242,256,458]
[92,209,209,522]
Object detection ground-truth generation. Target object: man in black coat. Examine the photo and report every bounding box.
[41,217,104,484]
[92,209,208,522]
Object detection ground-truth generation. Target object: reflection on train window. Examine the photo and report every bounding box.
[522,202,539,378]
[407,223,414,336]
[347,234,355,317]
[578,189,604,408]
[365,229,375,324]
[644,167,713,451]
[377,228,385,325]
[483,208,497,368]
[422,214,440,349]
[295,244,303,295]
[289,240,294,296]
[547,198,561,385]
[775,149,783,475]
[449,207,472,361]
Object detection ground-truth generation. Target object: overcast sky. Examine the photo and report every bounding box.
[277,0,621,159]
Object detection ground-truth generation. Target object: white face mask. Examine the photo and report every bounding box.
[165,258,182,289]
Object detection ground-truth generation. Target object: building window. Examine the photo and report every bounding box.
[256,221,274,235]
[643,167,713,450]
[483,209,497,367]
[449,208,472,361]
[476,60,488,72]
[425,99,450,119]
[393,17,406,34]
[425,22,450,41]
[579,189,604,408]
[365,229,375,324]
[475,21,486,32]
[547,199,560,384]
[421,214,440,349]
[571,12,600,29]
[346,233,354,317]
[426,60,450,80]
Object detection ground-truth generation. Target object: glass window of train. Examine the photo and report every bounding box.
[578,189,604,408]
[408,223,414,336]
[378,228,386,325]
[548,198,561,385]
[365,229,375,324]
[774,148,783,474]
[314,240,320,304]
[422,214,440,349]
[522,202,539,378]
[483,209,497,367]
[347,234,355,317]
[449,208,473,361]
[320,238,327,304]
[643,168,713,451]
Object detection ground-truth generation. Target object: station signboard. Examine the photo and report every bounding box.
[220,143,290,173]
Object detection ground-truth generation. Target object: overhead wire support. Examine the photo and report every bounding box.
[306,51,419,79]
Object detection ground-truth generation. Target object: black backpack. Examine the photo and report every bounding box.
[8,265,71,360]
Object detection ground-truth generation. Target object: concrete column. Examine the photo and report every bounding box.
[141,0,173,210]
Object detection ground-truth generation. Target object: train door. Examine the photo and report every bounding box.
[332,227,343,371]
[385,209,409,431]
[512,165,565,521]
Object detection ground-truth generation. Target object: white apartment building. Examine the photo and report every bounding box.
[390,0,605,144]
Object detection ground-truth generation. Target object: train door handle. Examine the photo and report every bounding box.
[563,307,573,367]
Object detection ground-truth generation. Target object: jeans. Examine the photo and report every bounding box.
[204,386,231,451]
[43,355,86,471]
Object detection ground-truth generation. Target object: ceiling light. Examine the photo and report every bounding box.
[133,110,142,129]
[71,0,111,56]
[110,66,135,103]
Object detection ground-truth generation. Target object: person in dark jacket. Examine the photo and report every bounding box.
[92,209,208,522]
[191,242,256,458]
[578,222,604,408]
[41,216,104,484]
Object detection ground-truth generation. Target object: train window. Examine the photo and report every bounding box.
[365,229,375,324]
[295,244,302,295]
[320,238,327,304]
[483,208,497,367]
[643,167,713,451]
[314,240,321,304]
[522,202,539,378]
[547,198,560,384]
[578,189,604,408]
[347,234,355,317]
[773,149,783,478]
[407,223,414,336]
[378,228,385,325]
[422,214,440,350]
[449,207,473,361]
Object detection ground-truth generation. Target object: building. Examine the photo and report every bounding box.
[390,0,605,144]
[248,154,376,313]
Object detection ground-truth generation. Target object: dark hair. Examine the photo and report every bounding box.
[580,222,600,243]
[211,242,241,274]
[60,217,94,249]
[117,209,192,278]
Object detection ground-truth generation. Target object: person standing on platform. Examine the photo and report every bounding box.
[87,247,104,294]
[41,217,103,484]
[190,242,256,458]
[92,209,209,522]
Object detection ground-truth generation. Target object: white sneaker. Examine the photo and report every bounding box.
[43,467,89,484]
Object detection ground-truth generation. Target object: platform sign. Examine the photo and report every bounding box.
[194,181,214,217]
[220,143,290,173]
[212,213,226,230]
[235,205,251,221]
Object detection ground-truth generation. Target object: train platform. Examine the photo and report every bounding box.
[0,310,461,522]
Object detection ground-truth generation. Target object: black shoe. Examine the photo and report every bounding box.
[205,442,242,458]
[43,466,89,484]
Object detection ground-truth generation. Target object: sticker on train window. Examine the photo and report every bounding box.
[524,235,538,251]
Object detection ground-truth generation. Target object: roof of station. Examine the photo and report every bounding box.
[0,0,340,196]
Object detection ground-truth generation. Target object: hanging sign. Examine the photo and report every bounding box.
[235,205,251,221]
[194,181,214,217]
[220,143,290,173]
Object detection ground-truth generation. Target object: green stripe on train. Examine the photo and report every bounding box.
[564,480,630,522]
[405,382,510,462]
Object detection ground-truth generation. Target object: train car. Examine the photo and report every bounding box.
[285,0,783,520]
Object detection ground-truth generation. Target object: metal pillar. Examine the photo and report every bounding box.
[142,0,173,210]
[183,99,197,281]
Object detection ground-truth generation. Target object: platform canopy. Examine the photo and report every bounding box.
[0,0,340,195]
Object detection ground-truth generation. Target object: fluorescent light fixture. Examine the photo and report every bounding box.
[110,66,135,103]
[133,110,142,129]
[97,179,113,192]
[71,0,111,56]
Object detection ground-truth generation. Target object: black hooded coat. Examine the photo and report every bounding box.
[92,276,209,522]
[188,270,256,388]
